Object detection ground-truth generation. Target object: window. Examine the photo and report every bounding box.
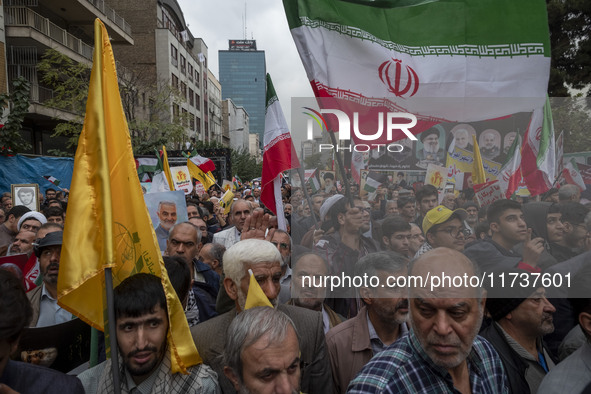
[189,88,194,106]
[182,109,188,126]
[170,44,178,67]
[180,82,187,100]
[195,93,200,110]
[188,64,193,81]
[190,113,195,130]
[196,117,201,133]
[172,103,180,122]
[180,55,186,74]
[195,71,200,88]
[171,73,179,89]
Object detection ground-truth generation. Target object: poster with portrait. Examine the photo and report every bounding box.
[143,191,188,234]
[319,170,336,194]
[11,183,40,212]
[416,125,446,169]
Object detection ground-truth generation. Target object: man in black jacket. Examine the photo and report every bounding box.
[481,269,558,394]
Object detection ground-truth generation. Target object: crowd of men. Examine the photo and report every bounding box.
[1,179,591,393]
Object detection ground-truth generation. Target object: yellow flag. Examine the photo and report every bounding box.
[220,190,234,215]
[57,19,201,373]
[161,145,175,191]
[244,269,273,309]
[472,134,487,185]
[187,158,216,190]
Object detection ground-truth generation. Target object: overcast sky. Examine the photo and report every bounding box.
[178,0,313,146]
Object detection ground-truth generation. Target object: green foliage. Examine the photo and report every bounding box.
[37,49,190,156]
[551,97,591,153]
[231,148,262,181]
[547,0,591,97]
[0,77,32,155]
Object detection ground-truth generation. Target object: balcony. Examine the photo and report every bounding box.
[82,0,131,36]
[5,7,94,62]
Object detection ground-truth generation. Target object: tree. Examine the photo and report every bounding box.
[231,148,262,181]
[37,49,189,156]
[547,0,591,97]
[0,77,32,156]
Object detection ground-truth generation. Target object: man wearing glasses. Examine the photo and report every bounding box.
[415,205,468,258]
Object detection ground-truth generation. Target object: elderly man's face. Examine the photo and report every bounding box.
[365,269,409,326]
[156,203,177,231]
[409,250,484,371]
[292,254,328,311]
[270,232,291,265]
[455,131,469,149]
[39,245,61,286]
[232,201,251,232]
[484,134,495,149]
[508,288,555,337]
[238,326,301,394]
[235,261,282,310]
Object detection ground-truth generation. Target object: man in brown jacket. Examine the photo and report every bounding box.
[325,251,409,393]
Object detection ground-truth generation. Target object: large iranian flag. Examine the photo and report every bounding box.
[284,0,551,145]
[261,74,300,230]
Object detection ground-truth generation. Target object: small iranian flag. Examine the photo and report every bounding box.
[188,154,216,173]
[563,159,586,191]
[364,171,387,193]
[284,0,550,145]
[43,175,60,186]
[261,74,300,230]
[498,134,522,199]
[521,97,556,196]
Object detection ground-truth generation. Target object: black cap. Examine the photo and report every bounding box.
[34,231,63,257]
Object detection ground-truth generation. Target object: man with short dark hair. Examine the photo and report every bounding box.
[415,205,468,257]
[464,199,545,272]
[43,206,65,225]
[556,201,589,256]
[397,197,416,223]
[223,307,301,393]
[408,223,424,257]
[414,185,439,231]
[0,270,84,393]
[191,239,331,393]
[381,217,412,257]
[326,252,408,393]
[7,229,36,257]
[348,248,508,393]
[77,273,220,393]
[0,205,31,256]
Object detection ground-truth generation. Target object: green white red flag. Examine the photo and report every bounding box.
[563,159,586,191]
[521,97,556,196]
[261,74,300,230]
[283,0,551,145]
[498,133,522,199]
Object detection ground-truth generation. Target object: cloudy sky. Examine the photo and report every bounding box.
[178,0,313,143]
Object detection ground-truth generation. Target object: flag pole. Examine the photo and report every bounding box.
[104,267,121,394]
[296,166,319,227]
[328,131,354,206]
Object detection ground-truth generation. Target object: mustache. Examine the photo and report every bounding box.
[396,299,409,311]
[46,263,59,272]
[127,346,157,358]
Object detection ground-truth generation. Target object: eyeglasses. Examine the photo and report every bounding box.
[435,226,470,238]
[271,241,290,250]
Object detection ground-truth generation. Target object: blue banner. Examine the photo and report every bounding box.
[0,155,74,193]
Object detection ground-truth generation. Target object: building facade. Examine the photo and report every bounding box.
[223,98,249,152]
[218,39,265,148]
[3,0,133,154]
[106,0,207,148]
[207,69,222,145]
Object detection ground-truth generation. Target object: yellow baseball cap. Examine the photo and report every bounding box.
[422,205,468,234]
